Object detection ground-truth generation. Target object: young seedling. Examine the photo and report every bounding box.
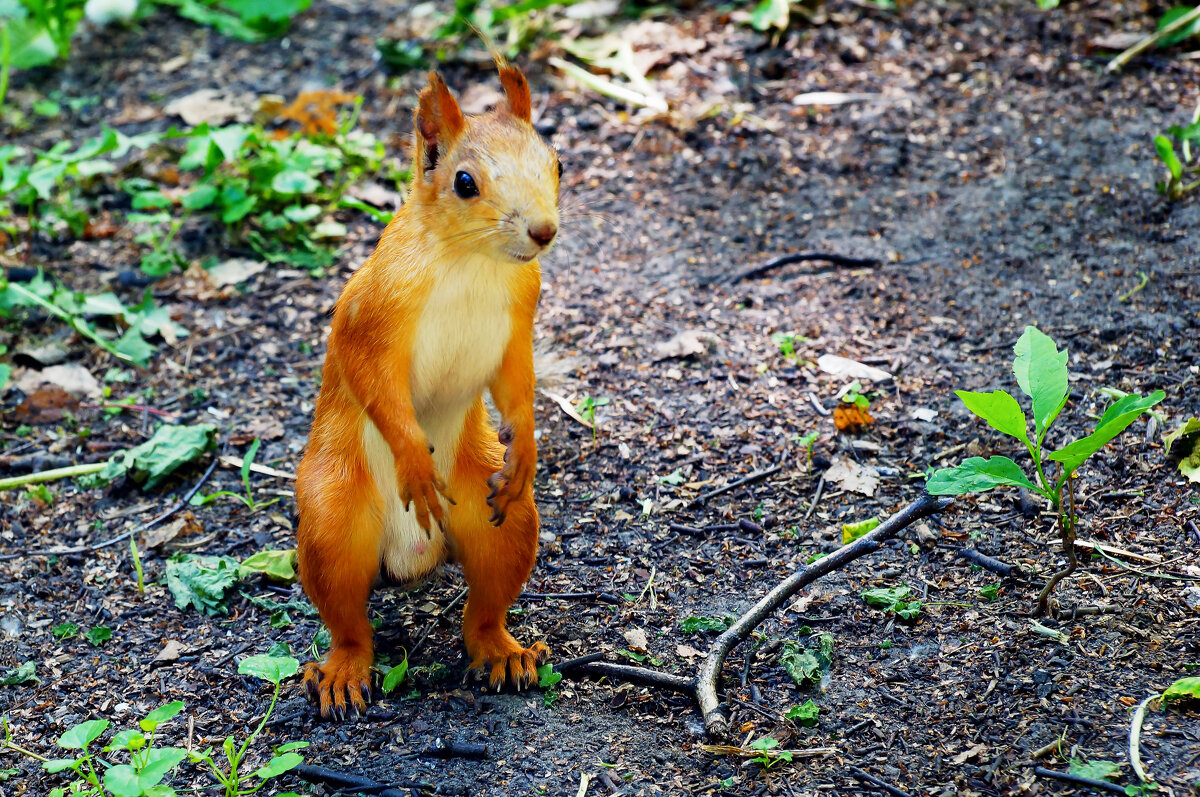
[747,737,792,770]
[927,326,1164,614]
[191,439,280,512]
[574,395,610,440]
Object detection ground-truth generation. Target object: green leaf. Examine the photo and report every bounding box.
[1048,390,1165,477]
[749,737,778,752]
[784,699,819,727]
[58,719,110,749]
[680,616,729,633]
[1163,417,1200,484]
[780,640,822,687]
[1156,135,1183,182]
[271,169,320,195]
[141,701,185,731]
[114,326,158,365]
[181,184,218,210]
[749,0,789,31]
[1069,758,1121,781]
[99,424,217,490]
[51,622,79,639]
[237,549,297,582]
[841,516,880,544]
[5,17,57,69]
[926,456,1039,496]
[238,654,300,685]
[381,656,409,694]
[164,554,240,615]
[537,663,561,688]
[1012,326,1069,442]
[85,626,112,646]
[1163,675,1200,704]
[979,583,1000,602]
[104,729,146,752]
[42,758,81,774]
[282,203,321,223]
[1157,6,1200,47]
[0,661,38,686]
[862,586,912,609]
[956,389,1030,444]
[253,752,303,780]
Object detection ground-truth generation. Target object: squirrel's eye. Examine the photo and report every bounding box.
[557,160,563,178]
[453,171,479,199]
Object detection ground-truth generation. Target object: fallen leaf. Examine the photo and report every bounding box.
[823,455,879,497]
[207,258,268,287]
[951,743,988,765]
[15,364,101,397]
[141,514,202,549]
[164,89,251,126]
[817,354,892,382]
[13,387,79,424]
[652,329,718,361]
[1089,32,1144,51]
[624,628,649,652]
[229,416,285,445]
[911,407,938,422]
[277,89,358,137]
[153,640,186,662]
[676,644,703,658]
[111,102,161,124]
[833,404,874,433]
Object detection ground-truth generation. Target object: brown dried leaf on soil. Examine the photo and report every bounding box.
[276,89,359,138]
[833,404,873,432]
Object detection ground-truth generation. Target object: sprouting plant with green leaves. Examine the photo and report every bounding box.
[0,0,87,100]
[186,655,307,797]
[537,663,562,708]
[771,331,807,362]
[747,737,792,770]
[1154,103,1200,199]
[149,0,311,43]
[840,380,872,411]
[861,586,921,621]
[784,699,819,727]
[927,326,1164,614]
[191,439,280,512]
[575,395,610,440]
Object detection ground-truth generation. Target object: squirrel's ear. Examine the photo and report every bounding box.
[415,72,465,173]
[497,59,532,123]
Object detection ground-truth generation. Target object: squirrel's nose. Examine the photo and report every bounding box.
[527,222,557,248]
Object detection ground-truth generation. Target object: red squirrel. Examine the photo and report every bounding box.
[296,59,559,719]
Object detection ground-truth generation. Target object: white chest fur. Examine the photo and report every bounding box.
[366,257,514,582]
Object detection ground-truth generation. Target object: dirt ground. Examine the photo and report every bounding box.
[1,1,1199,795]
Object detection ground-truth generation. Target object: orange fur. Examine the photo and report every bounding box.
[296,60,559,719]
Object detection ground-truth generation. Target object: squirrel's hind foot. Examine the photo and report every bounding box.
[468,636,550,691]
[302,650,373,721]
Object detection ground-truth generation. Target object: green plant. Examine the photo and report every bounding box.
[979,583,1000,602]
[381,652,409,695]
[680,616,730,633]
[51,622,79,639]
[747,737,792,770]
[189,656,305,797]
[780,634,833,687]
[861,586,921,620]
[771,331,806,361]
[84,626,111,646]
[575,395,610,440]
[1154,103,1200,199]
[537,663,561,708]
[927,326,1164,614]
[131,537,144,595]
[840,380,872,411]
[0,0,87,96]
[191,439,280,512]
[785,699,819,727]
[149,0,309,42]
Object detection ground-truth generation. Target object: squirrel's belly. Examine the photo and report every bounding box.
[361,417,451,582]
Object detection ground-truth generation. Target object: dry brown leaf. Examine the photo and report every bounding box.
[16,364,101,398]
[164,89,252,126]
[153,640,187,662]
[833,404,874,433]
[823,455,879,497]
[278,89,358,138]
[623,628,649,652]
[229,416,285,445]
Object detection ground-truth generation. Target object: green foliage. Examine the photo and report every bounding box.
[748,737,792,770]
[87,424,217,489]
[679,616,730,633]
[1163,417,1200,483]
[862,586,921,620]
[236,549,296,582]
[381,654,409,695]
[164,554,240,615]
[1154,118,1200,199]
[785,699,819,727]
[0,661,38,685]
[780,634,833,687]
[840,380,872,411]
[1162,676,1200,705]
[193,439,281,512]
[841,516,879,544]
[149,0,309,42]
[978,583,1000,602]
[575,395,610,439]
[1069,758,1121,781]
[84,626,112,646]
[537,663,562,707]
[0,0,86,77]
[51,621,79,639]
[1157,6,1200,47]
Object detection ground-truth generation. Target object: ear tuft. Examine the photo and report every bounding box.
[496,58,532,122]
[414,72,465,173]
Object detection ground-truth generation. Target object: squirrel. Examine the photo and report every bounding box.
[295,58,560,719]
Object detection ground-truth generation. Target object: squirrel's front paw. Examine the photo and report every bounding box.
[486,425,533,526]
[302,649,373,721]
[397,454,454,533]
[467,630,550,690]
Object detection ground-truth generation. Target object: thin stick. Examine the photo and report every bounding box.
[571,661,695,694]
[1107,6,1200,72]
[0,458,218,561]
[0,462,107,491]
[958,547,1022,578]
[698,493,950,736]
[691,463,785,506]
[848,767,912,797]
[1032,766,1127,795]
[722,252,882,285]
[292,764,431,797]
[1129,694,1159,785]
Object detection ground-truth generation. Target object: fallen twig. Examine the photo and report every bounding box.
[0,461,107,491]
[520,591,622,605]
[292,763,431,796]
[958,547,1023,578]
[420,739,488,759]
[563,493,952,737]
[219,454,295,480]
[1032,766,1126,795]
[721,252,882,285]
[1107,6,1200,72]
[690,462,785,507]
[1129,694,1159,785]
[0,457,218,561]
[848,767,912,797]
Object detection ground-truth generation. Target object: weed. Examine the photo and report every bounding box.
[537,663,562,708]
[785,699,819,727]
[51,622,78,639]
[575,395,610,439]
[748,737,792,770]
[130,537,144,595]
[149,0,309,42]
[927,326,1163,613]
[381,652,409,695]
[1154,105,1200,199]
[861,586,921,620]
[191,439,281,512]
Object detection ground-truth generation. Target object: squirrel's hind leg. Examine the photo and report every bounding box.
[296,451,383,720]
[448,402,548,690]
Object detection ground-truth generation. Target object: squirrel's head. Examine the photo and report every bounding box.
[408,59,561,264]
